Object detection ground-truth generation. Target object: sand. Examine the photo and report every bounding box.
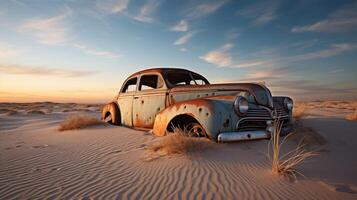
[0,102,357,199]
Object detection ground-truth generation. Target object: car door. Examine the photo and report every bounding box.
[132,73,167,128]
[117,76,137,126]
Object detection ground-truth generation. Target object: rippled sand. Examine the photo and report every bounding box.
[0,102,356,199]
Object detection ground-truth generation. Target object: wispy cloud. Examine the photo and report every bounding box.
[72,44,120,59]
[184,0,228,19]
[0,41,22,57]
[174,31,195,45]
[133,0,161,23]
[225,28,240,40]
[292,3,357,33]
[97,0,130,14]
[287,43,357,62]
[201,42,357,68]
[328,69,344,74]
[237,43,357,68]
[22,9,71,45]
[0,64,95,78]
[180,47,187,52]
[170,20,188,32]
[10,0,26,7]
[200,43,233,67]
[237,0,280,26]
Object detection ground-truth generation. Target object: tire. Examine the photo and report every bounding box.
[187,122,206,137]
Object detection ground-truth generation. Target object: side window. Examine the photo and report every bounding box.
[121,77,137,93]
[139,75,163,91]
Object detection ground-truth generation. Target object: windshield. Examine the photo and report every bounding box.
[166,72,209,86]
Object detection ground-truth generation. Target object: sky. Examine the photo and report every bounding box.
[0,0,357,103]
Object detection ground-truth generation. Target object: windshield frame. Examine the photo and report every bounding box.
[164,71,210,88]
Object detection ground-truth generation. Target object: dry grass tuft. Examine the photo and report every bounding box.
[293,105,306,119]
[146,127,208,157]
[345,110,357,121]
[58,115,104,131]
[269,120,317,179]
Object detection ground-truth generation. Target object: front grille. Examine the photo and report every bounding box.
[245,107,289,118]
[246,108,271,118]
[236,106,290,131]
[238,119,268,131]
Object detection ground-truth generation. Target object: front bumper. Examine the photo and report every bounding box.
[217,126,292,142]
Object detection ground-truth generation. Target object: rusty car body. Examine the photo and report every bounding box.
[102,68,294,142]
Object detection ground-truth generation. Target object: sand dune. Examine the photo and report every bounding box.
[0,102,356,199]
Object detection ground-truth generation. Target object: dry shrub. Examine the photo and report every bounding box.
[293,105,306,119]
[146,128,207,157]
[345,110,357,121]
[58,115,104,131]
[269,120,317,179]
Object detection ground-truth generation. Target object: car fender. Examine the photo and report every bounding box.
[101,102,121,125]
[152,98,234,140]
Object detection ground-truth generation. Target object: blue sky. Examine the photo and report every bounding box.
[0,0,357,103]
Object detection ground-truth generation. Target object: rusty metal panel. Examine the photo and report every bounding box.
[153,98,236,139]
[132,89,166,128]
[117,93,134,126]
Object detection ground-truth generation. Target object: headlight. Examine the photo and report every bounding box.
[234,96,249,116]
[284,98,293,110]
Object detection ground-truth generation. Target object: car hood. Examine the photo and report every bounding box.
[169,83,274,108]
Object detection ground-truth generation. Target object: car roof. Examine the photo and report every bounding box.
[128,68,194,78]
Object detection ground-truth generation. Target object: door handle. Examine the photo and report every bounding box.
[134,97,139,99]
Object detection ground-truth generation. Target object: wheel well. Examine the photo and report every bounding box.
[166,114,201,132]
[104,111,111,119]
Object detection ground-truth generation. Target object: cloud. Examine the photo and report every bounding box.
[72,44,120,59]
[170,20,188,32]
[97,0,130,14]
[292,3,357,33]
[184,0,228,19]
[200,43,233,67]
[237,0,280,26]
[0,41,22,57]
[133,0,161,23]
[287,43,357,62]
[10,0,26,7]
[328,69,345,74]
[180,47,187,52]
[225,28,240,40]
[231,43,357,68]
[22,9,71,45]
[0,64,95,77]
[174,31,195,45]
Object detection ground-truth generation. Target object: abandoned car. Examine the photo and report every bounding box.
[102,68,293,142]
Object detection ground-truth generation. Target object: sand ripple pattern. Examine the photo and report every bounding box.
[0,125,354,200]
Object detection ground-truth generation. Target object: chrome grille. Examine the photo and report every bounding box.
[246,108,270,118]
[245,107,289,118]
[236,106,290,131]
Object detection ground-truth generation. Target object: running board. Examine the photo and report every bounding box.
[217,131,269,142]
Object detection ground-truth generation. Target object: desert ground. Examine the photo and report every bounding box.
[0,101,356,199]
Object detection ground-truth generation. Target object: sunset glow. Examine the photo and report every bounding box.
[1,0,357,103]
